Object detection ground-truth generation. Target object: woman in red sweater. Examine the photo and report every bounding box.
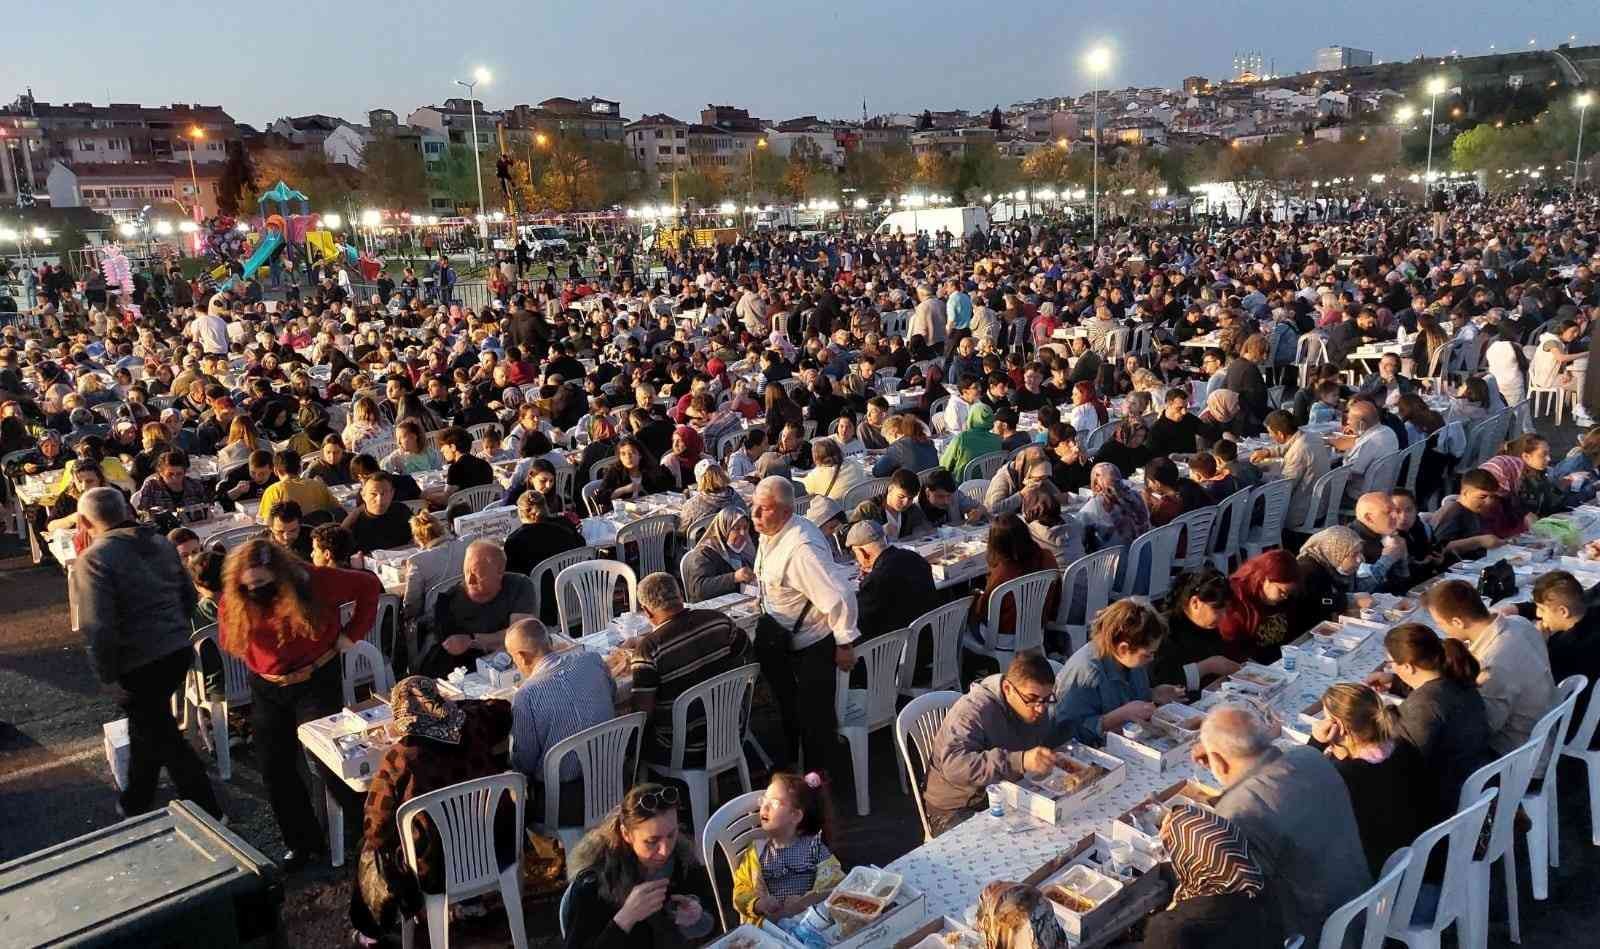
[219,538,381,869]
[971,514,1061,652]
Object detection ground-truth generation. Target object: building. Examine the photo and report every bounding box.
[46,159,226,220]
[625,113,691,186]
[265,115,345,149]
[909,126,997,159]
[1182,76,1211,96]
[1315,46,1374,73]
[700,105,763,133]
[1107,117,1169,147]
[502,97,625,144]
[686,124,764,171]
[407,99,502,152]
[323,123,371,167]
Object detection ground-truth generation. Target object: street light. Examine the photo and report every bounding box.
[456,66,492,243]
[184,126,204,222]
[748,137,767,213]
[1423,76,1448,197]
[322,212,342,231]
[1084,44,1112,244]
[1577,92,1595,194]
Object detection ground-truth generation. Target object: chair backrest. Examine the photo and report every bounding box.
[665,664,760,771]
[929,395,949,421]
[1055,547,1122,653]
[1249,478,1293,551]
[1317,847,1410,949]
[396,772,526,899]
[700,790,767,934]
[835,630,909,732]
[447,484,500,521]
[895,691,962,842]
[982,568,1057,656]
[540,711,646,831]
[957,478,990,506]
[1081,419,1119,458]
[961,451,1006,483]
[684,513,716,547]
[365,593,401,662]
[1295,332,1327,369]
[422,574,462,629]
[615,512,677,578]
[840,477,889,514]
[1300,466,1353,533]
[916,466,944,488]
[341,640,394,705]
[554,561,638,637]
[1564,675,1600,755]
[467,422,502,444]
[1530,675,1587,796]
[899,596,974,694]
[1123,522,1181,600]
[551,463,577,510]
[1458,735,1543,864]
[580,479,606,516]
[528,545,598,623]
[1168,505,1217,572]
[1396,436,1429,496]
[191,623,251,704]
[1359,447,1406,496]
[1388,789,1496,941]
[558,879,576,939]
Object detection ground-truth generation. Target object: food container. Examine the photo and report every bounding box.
[997,743,1126,825]
[710,924,799,949]
[1297,630,1369,676]
[825,866,904,933]
[1110,779,1223,854]
[474,652,524,690]
[1038,865,1124,939]
[814,875,926,948]
[1106,718,1197,772]
[1153,703,1206,738]
[1218,662,1293,699]
[894,916,983,949]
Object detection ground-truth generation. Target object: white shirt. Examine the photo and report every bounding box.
[944,395,973,434]
[190,314,230,354]
[755,514,859,651]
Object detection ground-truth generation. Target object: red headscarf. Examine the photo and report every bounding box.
[1219,550,1300,647]
[673,424,704,467]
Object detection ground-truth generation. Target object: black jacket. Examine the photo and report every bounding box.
[1142,889,1286,949]
[857,545,937,639]
[1394,676,1494,822]
[503,519,585,622]
[72,523,197,684]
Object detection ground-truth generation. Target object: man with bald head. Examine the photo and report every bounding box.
[1326,398,1398,505]
[1196,702,1370,942]
[418,540,537,678]
[504,619,615,811]
[1351,491,1410,592]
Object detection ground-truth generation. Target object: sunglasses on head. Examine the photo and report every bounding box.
[634,786,680,814]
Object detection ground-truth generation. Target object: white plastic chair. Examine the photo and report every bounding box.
[1559,675,1600,846]
[1397,435,1431,498]
[364,593,400,670]
[527,545,598,623]
[580,479,606,516]
[554,561,638,637]
[1081,420,1118,458]
[1207,487,1253,572]
[898,596,973,698]
[536,712,645,855]
[1298,466,1354,534]
[1242,478,1292,558]
[179,624,252,781]
[1521,674,1586,901]
[1168,505,1217,573]
[558,879,575,940]
[895,691,961,842]
[1528,385,1567,426]
[340,640,394,706]
[551,462,576,511]
[1118,522,1181,600]
[835,629,910,816]
[1456,735,1544,946]
[1385,789,1496,949]
[1050,548,1120,655]
[961,451,1006,482]
[962,568,1056,670]
[1317,847,1411,949]
[1356,447,1406,498]
[446,483,500,522]
[208,525,264,550]
[397,772,528,949]
[840,477,889,514]
[615,512,677,578]
[699,790,766,934]
[644,663,760,838]
[957,478,990,506]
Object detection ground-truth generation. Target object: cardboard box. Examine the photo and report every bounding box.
[1024,834,1168,944]
[1216,662,1294,700]
[789,880,928,949]
[1110,779,1223,854]
[103,718,131,791]
[1295,630,1369,677]
[893,916,983,949]
[708,924,798,948]
[1105,720,1196,772]
[997,744,1127,825]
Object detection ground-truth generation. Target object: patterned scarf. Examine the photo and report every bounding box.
[389,676,465,745]
[976,882,1069,949]
[1161,803,1265,901]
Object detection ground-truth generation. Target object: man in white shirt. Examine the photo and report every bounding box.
[1327,399,1398,504]
[944,374,982,435]
[188,299,231,355]
[907,283,946,346]
[751,476,859,773]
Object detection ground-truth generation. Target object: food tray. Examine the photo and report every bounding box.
[1219,662,1292,698]
[711,925,795,949]
[1040,865,1124,939]
[1105,717,1197,772]
[895,916,983,949]
[999,743,1127,825]
[1152,703,1206,738]
[826,865,903,925]
[1110,779,1223,854]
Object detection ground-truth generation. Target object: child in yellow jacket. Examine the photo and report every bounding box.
[731,772,844,926]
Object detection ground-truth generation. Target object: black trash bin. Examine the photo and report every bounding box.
[0,800,283,947]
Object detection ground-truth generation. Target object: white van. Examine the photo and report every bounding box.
[872,206,990,242]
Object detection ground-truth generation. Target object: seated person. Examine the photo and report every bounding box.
[1212,438,1261,490]
[730,772,844,927]
[1389,488,1440,576]
[983,446,1054,518]
[342,471,415,554]
[303,435,354,487]
[351,677,515,940]
[992,407,1031,453]
[971,514,1059,646]
[1509,433,1590,516]
[1153,568,1242,691]
[846,519,935,641]
[503,619,616,824]
[680,508,757,601]
[1142,805,1284,949]
[257,449,345,524]
[1147,386,1207,457]
[130,449,211,513]
[419,540,536,678]
[1187,452,1238,504]
[398,512,465,664]
[1350,490,1410,593]
[917,467,986,530]
[351,452,421,504]
[1055,600,1184,745]
[310,523,357,569]
[1516,571,1600,748]
[425,426,495,508]
[215,450,277,513]
[922,654,1068,837]
[628,573,751,763]
[849,467,931,541]
[799,437,867,501]
[973,883,1070,949]
[1425,579,1553,756]
[1143,456,1211,527]
[1430,468,1515,562]
[265,499,315,560]
[1308,379,1344,425]
[503,492,584,621]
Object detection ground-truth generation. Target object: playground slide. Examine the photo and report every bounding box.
[215,229,285,291]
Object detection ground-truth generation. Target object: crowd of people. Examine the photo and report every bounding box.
[6,186,1600,946]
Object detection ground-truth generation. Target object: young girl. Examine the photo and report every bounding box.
[732,772,844,926]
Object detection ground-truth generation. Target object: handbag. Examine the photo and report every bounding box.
[755,602,813,651]
[1477,558,1516,604]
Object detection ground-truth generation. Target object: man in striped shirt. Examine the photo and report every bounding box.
[506,619,617,786]
[629,572,751,761]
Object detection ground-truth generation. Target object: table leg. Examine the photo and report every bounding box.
[327,784,345,868]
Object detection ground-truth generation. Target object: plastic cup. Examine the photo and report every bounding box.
[985,784,1005,817]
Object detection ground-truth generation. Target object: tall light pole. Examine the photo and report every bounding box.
[1423,76,1448,197]
[1084,45,1112,245]
[185,127,204,222]
[455,66,492,244]
[1576,92,1595,194]
[747,136,767,216]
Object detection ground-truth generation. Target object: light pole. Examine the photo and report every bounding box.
[1423,76,1447,197]
[1576,92,1595,194]
[1084,45,1111,245]
[184,127,204,222]
[747,137,767,217]
[455,67,492,245]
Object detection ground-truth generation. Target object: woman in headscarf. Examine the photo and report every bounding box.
[1196,389,1242,448]
[1296,525,1363,622]
[1142,804,1283,949]
[678,462,747,530]
[985,445,1055,518]
[662,424,705,491]
[351,676,514,941]
[680,509,757,601]
[1077,462,1151,551]
[1475,454,1536,537]
[1092,415,1152,475]
[975,881,1068,949]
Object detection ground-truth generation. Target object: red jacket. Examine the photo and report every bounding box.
[242,566,383,676]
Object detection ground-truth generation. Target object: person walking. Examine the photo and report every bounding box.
[71,487,222,819]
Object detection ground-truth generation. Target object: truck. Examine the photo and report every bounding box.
[872,206,991,243]
[754,208,824,232]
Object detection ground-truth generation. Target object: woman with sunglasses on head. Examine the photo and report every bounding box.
[565,782,715,949]
[217,538,382,870]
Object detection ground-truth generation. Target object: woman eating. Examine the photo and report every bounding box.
[680,509,757,601]
[1294,526,1362,623]
[1153,568,1243,691]
[1054,599,1182,745]
[597,437,675,509]
[1217,550,1319,662]
[1077,462,1151,551]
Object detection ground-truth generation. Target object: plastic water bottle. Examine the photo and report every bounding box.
[1280,645,1299,673]
[986,784,1005,817]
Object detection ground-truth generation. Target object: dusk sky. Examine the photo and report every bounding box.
[4,2,1590,128]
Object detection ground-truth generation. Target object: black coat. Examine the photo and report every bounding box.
[857,545,936,639]
[1142,889,1286,949]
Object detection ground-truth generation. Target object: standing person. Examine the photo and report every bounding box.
[750,476,859,775]
[71,488,222,819]
[217,538,381,868]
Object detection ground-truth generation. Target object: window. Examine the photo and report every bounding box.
[654,130,663,139]
[207,142,221,152]
[676,146,686,155]
[79,139,96,151]
[657,145,671,156]
[107,139,123,151]
[674,129,685,138]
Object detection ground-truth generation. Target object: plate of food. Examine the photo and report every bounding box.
[1029,756,1108,798]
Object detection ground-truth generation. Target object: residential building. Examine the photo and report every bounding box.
[687,124,763,171]
[266,114,345,149]
[700,105,763,133]
[1315,46,1374,73]
[0,94,240,188]
[1182,76,1211,96]
[1107,117,1169,147]
[323,123,371,167]
[503,97,626,144]
[909,126,997,159]
[46,159,226,220]
[767,118,845,167]
[407,99,502,152]
[625,113,691,186]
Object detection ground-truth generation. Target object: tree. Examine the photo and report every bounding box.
[215,142,256,216]
[988,106,1004,131]
[434,143,498,215]
[913,151,955,193]
[1210,138,1294,217]
[782,137,828,200]
[245,148,357,210]
[1021,146,1084,185]
[356,134,429,210]
[876,144,918,198]
[1100,155,1167,220]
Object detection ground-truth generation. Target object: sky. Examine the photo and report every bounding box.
[3,1,1592,129]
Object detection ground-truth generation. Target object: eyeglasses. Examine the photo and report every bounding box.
[1007,682,1055,710]
[634,786,680,814]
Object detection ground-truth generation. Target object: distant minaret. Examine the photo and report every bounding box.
[862,98,868,124]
